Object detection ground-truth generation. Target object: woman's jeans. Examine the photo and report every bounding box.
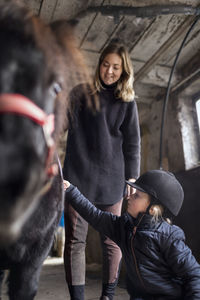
[64,199,123,300]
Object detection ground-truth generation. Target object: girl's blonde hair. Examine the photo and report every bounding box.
[93,43,135,102]
[149,204,172,224]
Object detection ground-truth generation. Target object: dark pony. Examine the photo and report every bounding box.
[0,1,89,299]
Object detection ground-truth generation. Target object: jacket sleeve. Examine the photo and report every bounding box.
[65,184,121,245]
[163,227,200,299]
[121,100,141,180]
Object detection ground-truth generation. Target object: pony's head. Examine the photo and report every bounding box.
[0,2,89,243]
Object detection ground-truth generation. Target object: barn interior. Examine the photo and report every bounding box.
[2,0,200,287]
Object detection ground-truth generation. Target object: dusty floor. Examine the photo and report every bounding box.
[2,257,129,300]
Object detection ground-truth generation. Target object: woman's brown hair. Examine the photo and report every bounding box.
[93,43,135,102]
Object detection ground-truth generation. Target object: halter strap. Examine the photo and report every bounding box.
[0,93,56,177]
[0,93,54,133]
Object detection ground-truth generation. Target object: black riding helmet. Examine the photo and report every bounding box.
[126,170,184,216]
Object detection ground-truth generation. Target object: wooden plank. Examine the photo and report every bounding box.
[179,50,200,78]
[84,1,153,52]
[155,51,200,102]
[22,0,43,15]
[109,16,153,52]
[134,82,166,103]
[130,14,185,62]
[171,50,200,93]
[98,16,126,53]
[72,0,105,48]
[78,0,155,52]
[132,58,179,87]
[129,18,156,53]
[80,14,121,52]
[171,70,200,93]
[39,0,57,22]
[52,0,90,21]
[127,0,200,5]
[138,64,178,87]
[161,25,200,67]
[79,0,125,52]
[0,0,42,16]
[134,15,196,82]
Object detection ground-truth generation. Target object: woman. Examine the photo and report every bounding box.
[63,43,141,300]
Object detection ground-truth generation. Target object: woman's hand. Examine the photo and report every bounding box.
[63,180,70,190]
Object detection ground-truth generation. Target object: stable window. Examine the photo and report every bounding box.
[178,94,200,170]
[196,99,200,133]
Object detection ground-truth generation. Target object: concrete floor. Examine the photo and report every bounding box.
[2,257,129,300]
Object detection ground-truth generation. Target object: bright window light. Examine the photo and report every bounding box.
[196,99,200,132]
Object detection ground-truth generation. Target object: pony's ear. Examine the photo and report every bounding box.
[50,20,90,87]
[50,20,99,112]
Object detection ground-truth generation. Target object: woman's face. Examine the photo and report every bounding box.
[127,189,150,218]
[99,53,123,85]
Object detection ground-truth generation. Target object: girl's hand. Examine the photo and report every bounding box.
[63,180,70,190]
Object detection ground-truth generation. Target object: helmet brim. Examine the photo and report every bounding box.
[125,180,158,200]
[126,180,147,194]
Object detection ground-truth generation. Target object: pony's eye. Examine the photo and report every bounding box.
[53,82,62,95]
[49,82,62,98]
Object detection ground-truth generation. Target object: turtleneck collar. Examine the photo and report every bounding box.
[100,78,118,90]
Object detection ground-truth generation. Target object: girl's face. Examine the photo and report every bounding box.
[99,53,123,85]
[127,189,151,218]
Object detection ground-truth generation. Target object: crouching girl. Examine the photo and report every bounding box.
[64,170,200,300]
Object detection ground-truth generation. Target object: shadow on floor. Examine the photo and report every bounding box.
[2,257,129,300]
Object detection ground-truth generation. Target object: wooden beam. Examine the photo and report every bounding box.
[171,70,200,93]
[98,16,125,53]
[39,0,57,22]
[134,15,196,82]
[156,51,200,101]
[178,50,200,78]
[79,0,105,48]
[134,82,166,103]
[171,51,200,93]
[23,0,43,16]
[133,60,178,87]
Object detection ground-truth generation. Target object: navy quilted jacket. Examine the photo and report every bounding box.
[65,185,200,300]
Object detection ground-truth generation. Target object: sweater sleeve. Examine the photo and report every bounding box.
[121,100,141,179]
[163,227,200,299]
[65,184,121,245]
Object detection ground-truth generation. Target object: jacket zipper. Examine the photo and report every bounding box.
[131,215,147,292]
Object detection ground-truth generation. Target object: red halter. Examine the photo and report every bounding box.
[0,93,57,177]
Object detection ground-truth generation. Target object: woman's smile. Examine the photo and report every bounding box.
[100,53,122,85]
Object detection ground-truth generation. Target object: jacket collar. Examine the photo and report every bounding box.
[125,212,162,231]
